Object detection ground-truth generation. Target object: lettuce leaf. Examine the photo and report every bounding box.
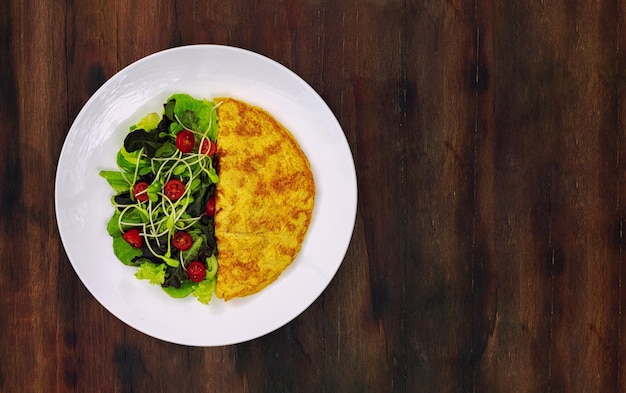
[116,148,152,177]
[205,254,218,279]
[134,112,161,132]
[154,141,177,158]
[107,211,122,237]
[112,236,142,266]
[181,233,207,265]
[193,277,216,305]
[167,93,218,140]
[123,128,167,157]
[135,261,167,285]
[161,280,196,298]
[99,170,129,193]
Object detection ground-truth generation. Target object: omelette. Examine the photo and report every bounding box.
[213,97,315,301]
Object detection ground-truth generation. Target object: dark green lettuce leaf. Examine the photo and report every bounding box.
[161,280,196,298]
[123,128,167,157]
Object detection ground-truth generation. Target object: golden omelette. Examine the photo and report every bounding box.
[213,97,315,301]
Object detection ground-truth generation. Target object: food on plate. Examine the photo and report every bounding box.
[213,97,315,301]
[100,94,315,304]
[100,93,220,304]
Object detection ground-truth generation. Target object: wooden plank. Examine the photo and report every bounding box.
[0,0,75,392]
[476,0,621,391]
[618,2,626,392]
[64,1,127,391]
[547,0,621,386]
[315,1,408,391]
[402,0,478,391]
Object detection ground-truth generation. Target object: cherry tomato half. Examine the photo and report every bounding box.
[172,231,193,251]
[122,228,142,248]
[164,179,185,201]
[175,130,195,153]
[205,196,216,217]
[187,261,206,283]
[133,181,149,202]
[200,138,216,156]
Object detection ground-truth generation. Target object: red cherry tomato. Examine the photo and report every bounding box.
[172,231,193,251]
[164,179,185,201]
[122,228,142,248]
[200,138,216,156]
[175,130,195,153]
[205,196,216,217]
[187,261,206,283]
[133,181,149,202]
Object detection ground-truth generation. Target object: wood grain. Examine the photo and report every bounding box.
[1,0,625,391]
[402,0,478,390]
[476,1,622,391]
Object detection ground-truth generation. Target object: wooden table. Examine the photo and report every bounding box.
[2,0,624,391]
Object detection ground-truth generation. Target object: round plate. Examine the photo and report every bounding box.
[55,45,357,346]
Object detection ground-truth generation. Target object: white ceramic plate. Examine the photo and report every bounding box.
[55,45,357,346]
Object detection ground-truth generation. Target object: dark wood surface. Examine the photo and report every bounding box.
[2,0,625,391]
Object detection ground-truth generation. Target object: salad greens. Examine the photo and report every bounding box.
[100,93,220,304]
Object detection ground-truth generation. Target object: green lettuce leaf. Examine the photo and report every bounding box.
[154,141,177,158]
[193,277,216,305]
[135,261,167,285]
[167,93,218,140]
[107,211,122,237]
[134,112,161,132]
[161,280,196,298]
[169,121,183,134]
[206,157,219,183]
[112,236,142,266]
[100,170,129,193]
[118,205,149,225]
[116,147,151,176]
[205,254,218,279]
[181,232,207,264]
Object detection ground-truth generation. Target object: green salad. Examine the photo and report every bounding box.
[100,93,220,304]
